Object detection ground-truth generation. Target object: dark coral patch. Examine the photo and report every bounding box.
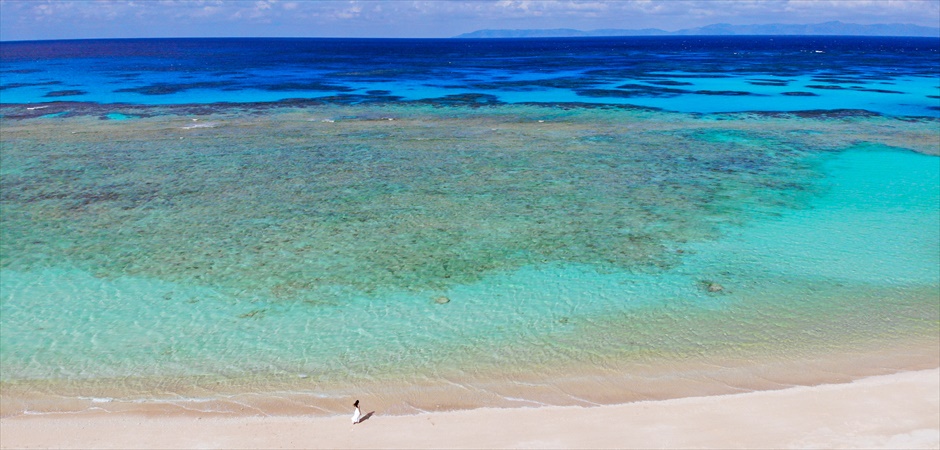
[807,84,904,94]
[639,73,732,79]
[646,80,694,86]
[578,84,687,99]
[115,81,235,95]
[262,81,355,92]
[747,80,789,87]
[577,89,647,99]
[812,77,866,84]
[782,91,819,97]
[694,90,754,96]
[792,109,882,119]
[616,83,688,95]
[2,68,45,74]
[468,77,597,91]
[276,92,406,105]
[0,80,62,91]
[806,84,846,90]
[856,88,905,94]
[44,90,87,97]
[416,93,503,106]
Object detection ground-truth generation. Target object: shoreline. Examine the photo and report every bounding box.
[3,336,937,419]
[2,368,937,449]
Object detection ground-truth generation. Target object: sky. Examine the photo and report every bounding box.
[1,0,938,41]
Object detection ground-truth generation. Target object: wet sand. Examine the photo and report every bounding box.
[2,368,937,449]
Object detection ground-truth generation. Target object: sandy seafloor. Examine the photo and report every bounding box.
[1,103,938,448]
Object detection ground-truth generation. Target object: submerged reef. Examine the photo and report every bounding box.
[2,104,937,303]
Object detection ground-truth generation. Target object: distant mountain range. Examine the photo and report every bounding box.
[454,21,940,38]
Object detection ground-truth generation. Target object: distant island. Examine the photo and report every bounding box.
[454,21,940,38]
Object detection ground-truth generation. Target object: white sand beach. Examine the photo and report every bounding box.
[2,368,937,449]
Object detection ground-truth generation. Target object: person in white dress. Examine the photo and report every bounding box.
[351,400,362,425]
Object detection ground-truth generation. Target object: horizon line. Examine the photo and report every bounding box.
[4,33,939,44]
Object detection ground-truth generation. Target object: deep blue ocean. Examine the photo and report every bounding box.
[1,36,938,115]
[0,36,938,417]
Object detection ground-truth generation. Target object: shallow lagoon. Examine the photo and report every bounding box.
[1,104,937,415]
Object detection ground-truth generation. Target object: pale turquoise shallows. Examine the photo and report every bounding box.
[1,110,938,410]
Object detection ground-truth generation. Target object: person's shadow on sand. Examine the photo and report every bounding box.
[358,411,375,423]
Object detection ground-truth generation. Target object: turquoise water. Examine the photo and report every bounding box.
[3,37,939,117]
[1,107,937,415]
[2,36,938,416]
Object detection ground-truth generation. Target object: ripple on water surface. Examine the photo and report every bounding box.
[0,105,937,415]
